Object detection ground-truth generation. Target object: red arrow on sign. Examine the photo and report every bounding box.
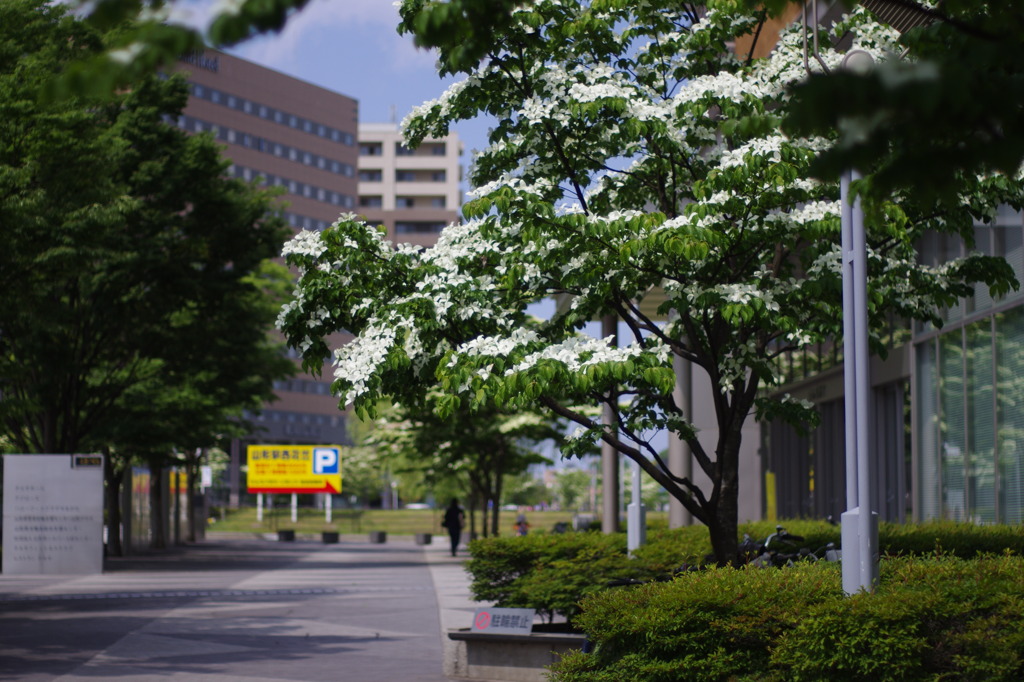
[248,481,340,494]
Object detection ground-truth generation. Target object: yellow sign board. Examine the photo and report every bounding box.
[247,444,342,494]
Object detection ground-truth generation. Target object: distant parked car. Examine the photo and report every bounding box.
[404,503,431,510]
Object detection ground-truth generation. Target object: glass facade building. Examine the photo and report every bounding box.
[767,206,1024,525]
[914,207,1024,523]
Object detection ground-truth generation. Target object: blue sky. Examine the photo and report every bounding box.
[177,0,492,191]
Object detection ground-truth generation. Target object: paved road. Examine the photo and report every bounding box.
[0,535,479,682]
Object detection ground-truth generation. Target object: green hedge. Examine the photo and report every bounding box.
[466,531,641,623]
[466,520,1024,628]
[552,554,1024,681]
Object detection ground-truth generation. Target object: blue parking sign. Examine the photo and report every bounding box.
[313,447,340,474]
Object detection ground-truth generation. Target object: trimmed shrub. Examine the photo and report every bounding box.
[466,531,633,622]
[772,554,1024,681]
[465,520,1024,640]
[629,525,716,571]
[550,554,1024,682]
[878,520,1024,557]
[554,562,843,681]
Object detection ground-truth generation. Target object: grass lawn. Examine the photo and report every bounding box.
[208,507,668,536]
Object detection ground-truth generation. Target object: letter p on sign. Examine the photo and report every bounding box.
[313,448,340,474]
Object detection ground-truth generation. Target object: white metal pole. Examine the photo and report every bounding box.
[840,168,862,594]
[840,168,879,594]
[841,171,858,509]
[852,170,879,590]
[325,494,332,524]
[668,344,693,527]
[601,315,620,533]
[291,492,298,523]
[627,459,646,553]
[257,492,264,522]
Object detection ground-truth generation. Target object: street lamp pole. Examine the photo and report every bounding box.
[837,48,881,593]
[840,165,879,594]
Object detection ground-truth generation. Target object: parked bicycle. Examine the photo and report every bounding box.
[739,525,841,568]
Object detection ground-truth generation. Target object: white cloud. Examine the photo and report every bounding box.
[224,0,435,74]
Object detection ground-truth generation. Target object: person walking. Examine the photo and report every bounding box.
[442,498,465,557]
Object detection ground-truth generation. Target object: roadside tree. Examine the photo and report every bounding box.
[279,3,1020,563]
[0,0,293,550]
[364,401,562,537]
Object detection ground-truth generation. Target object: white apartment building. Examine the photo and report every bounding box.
[357,122,462,247]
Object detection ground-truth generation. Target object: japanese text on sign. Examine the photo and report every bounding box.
[246,444,342,494]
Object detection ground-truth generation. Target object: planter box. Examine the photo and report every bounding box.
[277,530,295,542]
[368,531,387,544]
[321,531,340,544]
[415,532,432,545]
[445,628,586,682]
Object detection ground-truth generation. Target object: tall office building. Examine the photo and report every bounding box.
[173,50,356,482]
[357,122,462,248]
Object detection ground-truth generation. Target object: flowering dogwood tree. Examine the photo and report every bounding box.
[279,2,1020,563]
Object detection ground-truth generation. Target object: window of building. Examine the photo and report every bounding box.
[431,143,447,155]
[185,80,356,147]
[360,143,382,156]
[429,196,446,208]
[359,169,382,182]
[395,221,446,234]
[360,196,382,208]
[396,196,415,208]
[431,170,447,182]
[395,143,415,156]
[396,170,417,182]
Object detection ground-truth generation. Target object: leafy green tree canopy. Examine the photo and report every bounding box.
[364,399,561,536]
[783,1,1024,204]
[279,2,1021,563]
[0,0,292,456]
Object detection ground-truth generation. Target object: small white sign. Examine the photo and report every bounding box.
[2,454,105,575]
[200,465,213,489]
[471,607,535,634]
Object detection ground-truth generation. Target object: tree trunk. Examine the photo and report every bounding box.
[104,451,125,557]
[186,448,202,543]
[149,461,166,549]
[469,475,489,537]
[491,445,506,537]
[706,420,744,566]
[467,490,478,540]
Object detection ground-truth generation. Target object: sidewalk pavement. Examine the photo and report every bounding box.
[0,533,485,682]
